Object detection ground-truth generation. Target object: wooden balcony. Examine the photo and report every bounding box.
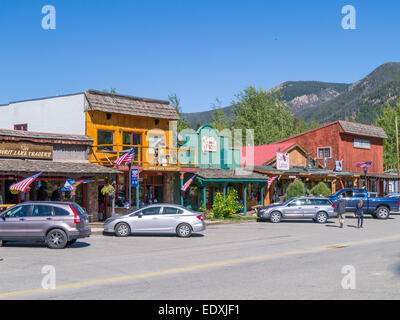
[89,144,197,169]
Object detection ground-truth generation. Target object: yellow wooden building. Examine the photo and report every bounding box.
[84,90,198,216]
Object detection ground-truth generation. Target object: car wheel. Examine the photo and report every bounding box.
[375,207,390,220]
[115,223,131,237]
[67,239,77,246]
[47,229,68,249]
[176,223,192,238]
[315,212,328,224]
[270,211,282,223]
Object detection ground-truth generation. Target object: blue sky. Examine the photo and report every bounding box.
[0,0,399,112]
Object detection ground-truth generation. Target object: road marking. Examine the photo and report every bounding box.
[1,234,400,299]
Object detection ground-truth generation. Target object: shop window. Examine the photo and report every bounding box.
[97,130,114,151]
[317,147,331,159]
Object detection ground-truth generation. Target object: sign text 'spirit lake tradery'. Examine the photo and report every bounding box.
[0,142,53,160]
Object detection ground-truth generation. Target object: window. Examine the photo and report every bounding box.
[312,199,331,206]
[14,124,28,131]
[317,147,331,159]
[342,190,353,198]
[354,138,371,150]
[140,206,161,216]
[6,205,30,218]
[299,199,313,206]
[32,205,53,217]
[54,207,70,216]
[97,130,114,151]
[162,207,183,215]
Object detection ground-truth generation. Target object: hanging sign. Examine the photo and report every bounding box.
[335,161,343,171]
[276,153,290,171]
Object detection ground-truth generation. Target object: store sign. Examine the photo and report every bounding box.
[335,161,343,171]
[142,165,180,172]
[201,136,217,153]
[131,169,139,187]
[0,142,53,160]
[276,153,290,171]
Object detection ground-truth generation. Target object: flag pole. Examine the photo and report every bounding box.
[396,116,400,176]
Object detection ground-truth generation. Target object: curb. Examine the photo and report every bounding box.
[89,219,258,235]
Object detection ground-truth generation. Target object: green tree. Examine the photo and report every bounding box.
[168,93,191,132]
[375,100,400,171]
[211,189,243,219]
[231,87,297,145]
[310,182,331,196]
[286,180,306,200]
[103,88,117,94]
[210,98,232,131]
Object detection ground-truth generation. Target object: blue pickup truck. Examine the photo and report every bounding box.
[328,188,400,219]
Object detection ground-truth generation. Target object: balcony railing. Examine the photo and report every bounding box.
[89,144,197,168]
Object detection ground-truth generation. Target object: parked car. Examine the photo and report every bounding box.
[0,202,91,249]
[258,196,336,223]
[328,188,400,219]
[104,204,206,238]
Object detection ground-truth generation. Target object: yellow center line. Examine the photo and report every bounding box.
[1,234,400,299]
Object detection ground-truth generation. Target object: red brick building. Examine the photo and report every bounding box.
[274,120,388,174]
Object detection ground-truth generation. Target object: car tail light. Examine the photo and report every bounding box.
[70,205,81,224]
[196,214,204,221]
[332,204,335,209]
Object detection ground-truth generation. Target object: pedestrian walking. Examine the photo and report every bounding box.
[355,199,364,228]
[335,194,346,228]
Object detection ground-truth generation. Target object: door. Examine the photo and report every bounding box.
[26,204,55,239]
[302,198,317,218]
[131,206,162,232]
[345,190,367,212]
[282,199,304,218]
[0,205,32,239]
[157,206,183,232]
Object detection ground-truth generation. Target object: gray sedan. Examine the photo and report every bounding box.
[104,204,206,237]
[258,197,337,223]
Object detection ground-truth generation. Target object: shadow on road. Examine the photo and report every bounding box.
[1,241,91,249]
[102,232,204,238]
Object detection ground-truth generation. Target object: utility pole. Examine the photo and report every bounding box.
[396,116,400,176]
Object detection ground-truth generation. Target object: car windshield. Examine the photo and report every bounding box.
[281,199,293,206]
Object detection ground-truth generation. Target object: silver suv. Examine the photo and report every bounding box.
[0,202,91,249]
[258,196,336,223]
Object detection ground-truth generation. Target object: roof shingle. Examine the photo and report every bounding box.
[85,90,180,120]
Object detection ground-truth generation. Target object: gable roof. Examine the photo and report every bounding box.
[274,120,387,144]
[84,90,180,120]
[241,142,296,167]
[338,120,388,139]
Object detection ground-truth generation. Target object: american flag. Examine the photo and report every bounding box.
[267,175,280,190]
[10,172,42,192]
[356,161,372,169]
[115,148,136,165]
[181,174,198,192]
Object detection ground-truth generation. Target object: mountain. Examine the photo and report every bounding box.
[296,62,400,124]
[182,62,400,127]
[182,81,350,128]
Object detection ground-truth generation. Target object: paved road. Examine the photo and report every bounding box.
[1,215,400,300]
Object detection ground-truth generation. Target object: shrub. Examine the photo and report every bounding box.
[212,189,243,219]
[286,180,306,200]
[310,182,331,196]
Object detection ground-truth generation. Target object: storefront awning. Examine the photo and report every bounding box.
[197,168,268,182]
